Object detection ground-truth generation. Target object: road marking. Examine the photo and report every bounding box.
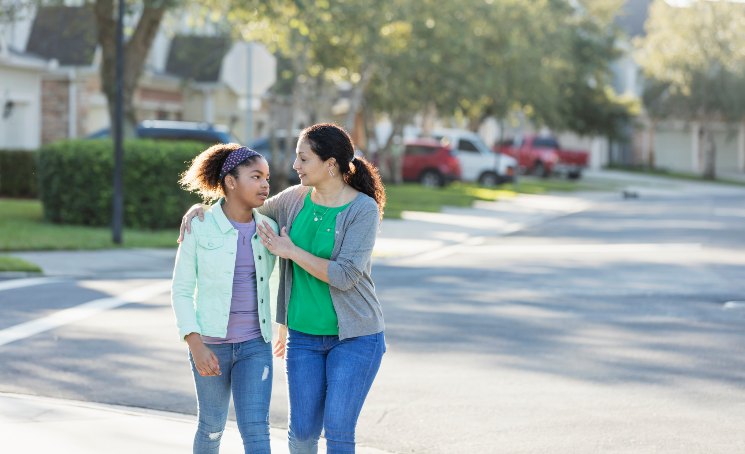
[0,280,171,347]
[0,277,64,293]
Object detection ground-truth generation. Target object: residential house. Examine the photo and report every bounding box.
[614,0,745,176]
[1,4,278,148]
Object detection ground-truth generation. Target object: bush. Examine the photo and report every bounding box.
[38,139,205,229]
[0,149,38,198]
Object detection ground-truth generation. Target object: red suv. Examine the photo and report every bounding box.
[402,139,461,187]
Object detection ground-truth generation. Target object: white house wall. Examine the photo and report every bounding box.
[653,124,692,173]
[0,65,42,149]
[652,121,741,174]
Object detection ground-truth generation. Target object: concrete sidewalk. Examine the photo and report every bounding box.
[0,392,390,454]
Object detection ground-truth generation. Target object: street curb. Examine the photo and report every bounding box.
[0,392,397,454]
[0,271,43,279]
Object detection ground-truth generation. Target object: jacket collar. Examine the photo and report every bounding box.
[211,198,263,233]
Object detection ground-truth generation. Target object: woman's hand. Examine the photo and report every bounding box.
[186,333,221,376]
[273,324,288,359]
[177,204,207,243]
[258,221,296,259]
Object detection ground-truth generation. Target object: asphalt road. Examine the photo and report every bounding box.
[1,180,744,453]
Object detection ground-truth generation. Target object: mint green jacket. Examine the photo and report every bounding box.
[171,199,278,342]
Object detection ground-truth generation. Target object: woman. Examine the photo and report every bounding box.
[172,143,278,454]
[180,123,386,453]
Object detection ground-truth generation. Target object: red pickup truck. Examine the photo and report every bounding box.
[496,135,589,179]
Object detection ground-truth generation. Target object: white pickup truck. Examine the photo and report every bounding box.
[427,128,517,186]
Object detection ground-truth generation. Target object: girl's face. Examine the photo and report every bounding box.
[293,138,335,186]
[226,158,270,208]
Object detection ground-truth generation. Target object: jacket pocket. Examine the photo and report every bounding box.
[198,236,224,250]
[196,236,229,280]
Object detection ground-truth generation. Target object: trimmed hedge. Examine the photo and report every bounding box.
[0,149,38,198]
[38,139,205,229]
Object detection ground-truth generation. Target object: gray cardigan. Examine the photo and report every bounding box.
[259,185,385,340]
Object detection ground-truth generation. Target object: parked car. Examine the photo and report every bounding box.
[86,120,237,144]
[426,128,517,186]
[497,134,589,179]
[401,139,461,187]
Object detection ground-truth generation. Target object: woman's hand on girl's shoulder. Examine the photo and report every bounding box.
[177,204,208,243]
[258,223,295,259]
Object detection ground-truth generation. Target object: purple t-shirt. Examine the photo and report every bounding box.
[202,218,262,344]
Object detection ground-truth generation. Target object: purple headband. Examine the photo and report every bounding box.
[219,147,262,180]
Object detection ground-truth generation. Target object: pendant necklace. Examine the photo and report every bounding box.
[237,220,255,244]
[312,187,345,222]
[313,204,331,222]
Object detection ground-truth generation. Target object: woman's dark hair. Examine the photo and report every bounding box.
[300,123,386,219]
[179,142,265,202]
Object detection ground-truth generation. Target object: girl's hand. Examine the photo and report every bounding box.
[177,204,207,243]
[258,222,295,259]
[273,324,288,359]
[186,334,221,376]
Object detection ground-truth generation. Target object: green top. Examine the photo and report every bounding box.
[288,192,351,335]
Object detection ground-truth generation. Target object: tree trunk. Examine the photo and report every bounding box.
[420,102,437,136]
[377,116,406,183]
[94,0,167,137]
[344,65,375,133]
[702,124,716,180]
[363,103,379,155]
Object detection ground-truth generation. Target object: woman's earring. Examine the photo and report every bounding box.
[328,168,335,177]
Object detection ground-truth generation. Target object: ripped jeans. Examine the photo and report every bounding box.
[189,338,273,454]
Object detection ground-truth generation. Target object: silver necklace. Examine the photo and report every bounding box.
[312,187,346,222]
[313,204,331,222]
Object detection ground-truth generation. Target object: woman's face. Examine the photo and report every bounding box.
[226,158,270,208]
[293,138,334,186]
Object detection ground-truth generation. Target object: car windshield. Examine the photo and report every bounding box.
[533,137,559,149]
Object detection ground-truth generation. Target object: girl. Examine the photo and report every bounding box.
[180,124,387,454]
[172,143,278,454]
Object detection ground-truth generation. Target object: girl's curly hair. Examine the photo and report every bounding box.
[179,143,264,202]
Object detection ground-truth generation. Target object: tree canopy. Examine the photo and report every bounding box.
[635,0,745,178]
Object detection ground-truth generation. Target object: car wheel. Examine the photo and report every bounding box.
[419,170,444,187]
[567,170,582,180]
[478,172,499,187]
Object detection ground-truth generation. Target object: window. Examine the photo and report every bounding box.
[533,137,559,149]
[458,139,480,153]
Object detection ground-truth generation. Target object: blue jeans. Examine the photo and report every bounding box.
[189,338,273,454]
[286,329,386,454]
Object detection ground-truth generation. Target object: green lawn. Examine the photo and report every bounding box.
[0,255,42,273]
[0,198,179,252]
